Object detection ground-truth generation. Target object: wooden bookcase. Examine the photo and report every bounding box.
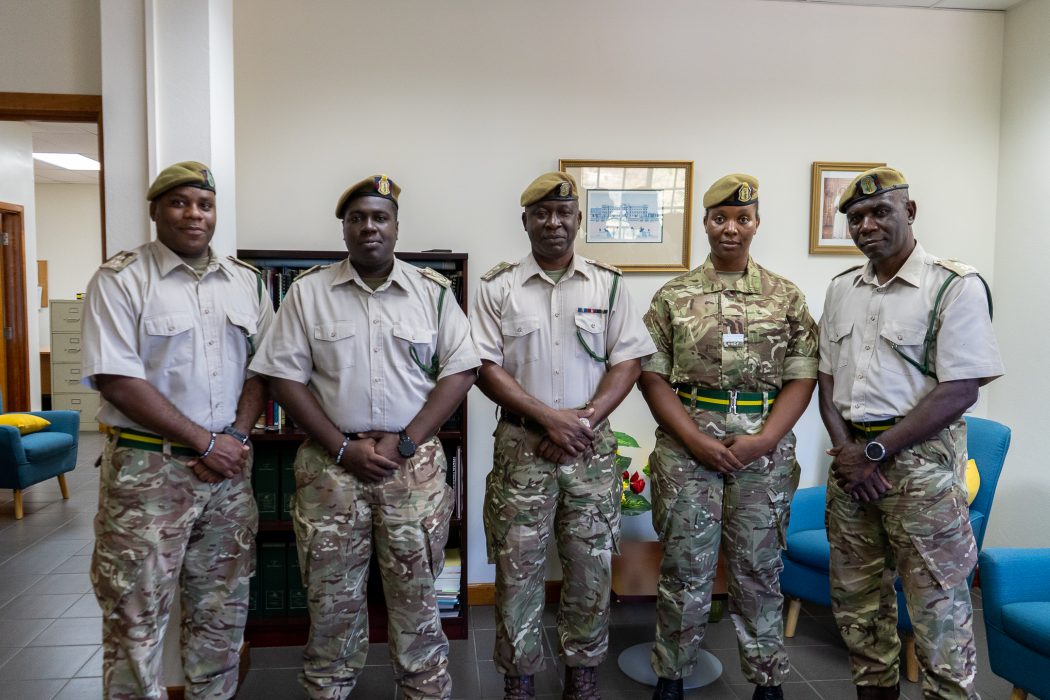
[238,249,469,646]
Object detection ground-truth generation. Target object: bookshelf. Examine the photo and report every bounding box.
[239,249,470,646]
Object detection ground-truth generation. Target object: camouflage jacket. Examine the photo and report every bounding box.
[643,256,818,391]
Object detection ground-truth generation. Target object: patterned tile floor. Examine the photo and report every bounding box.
[0,432,1022,699]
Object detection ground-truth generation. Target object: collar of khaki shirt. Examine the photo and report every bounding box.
[150,239,235,280]
[695,255,763,294]
[856,240,927,289]
[520,252,596,284]
[328,256,412,294]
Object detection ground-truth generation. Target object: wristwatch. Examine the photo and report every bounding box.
[397,429,417,458]
[864,440,888,462]
[222,425,250,446]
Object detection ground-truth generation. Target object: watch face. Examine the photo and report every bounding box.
[865,441,886,461]
[398,434,416,457]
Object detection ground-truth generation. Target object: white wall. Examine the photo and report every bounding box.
[987,0,1050,548]
[0,0,101,94]
[34,184,103,349]
[233,0,1005,583]
[0,122,42,411]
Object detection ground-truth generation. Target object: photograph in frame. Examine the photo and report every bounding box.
[560,159,692,272]
[809,161,885,255]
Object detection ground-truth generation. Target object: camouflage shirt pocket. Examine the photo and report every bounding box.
[897,492,977,590]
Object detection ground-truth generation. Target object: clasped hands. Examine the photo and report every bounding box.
[187,433,250,484]
[827,441,892,502]
[536,407,597,465]
[688,431,774,474]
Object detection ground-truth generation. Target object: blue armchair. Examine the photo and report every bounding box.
[780,416,1011,683]
[0,394,80,519]
[980,548,1050,700]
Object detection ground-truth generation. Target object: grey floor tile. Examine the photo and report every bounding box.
[0,617,53,647]
[73,646,102,677]
[48,556,91,575]
[786,644,853,682]
[447,638,481,698]
[235,667,307,699]
[61,594,101,618]
[0,573,44,607]
[0,644,22,669]
[700,618,741,651]
[0,678,68,700]
[473,628,495,662]
[250,644,304,670]
[470,604,495,630]
[0,644,98,680]
[0,593,83,620]
[353,663,397,699]
[54,677,103,699]
[29,573,92,596]
[609,599,656,626]
[29,618,101,647]
[365,641,391,666]
[785,615,844,648]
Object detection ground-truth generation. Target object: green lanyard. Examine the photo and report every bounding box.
[575,274,620,367]
[409,286,447,380]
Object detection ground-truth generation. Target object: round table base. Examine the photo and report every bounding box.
[616,642,723,689]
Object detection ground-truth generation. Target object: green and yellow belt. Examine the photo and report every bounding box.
[849,417,902,439]
[112,427,198,457]
[674,385,778,415]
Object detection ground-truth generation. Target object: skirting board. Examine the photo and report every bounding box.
[166,642,251,699]
[468,581,562,606]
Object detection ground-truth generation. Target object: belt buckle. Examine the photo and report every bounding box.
[728,390,738,414]
[690,386,697,408]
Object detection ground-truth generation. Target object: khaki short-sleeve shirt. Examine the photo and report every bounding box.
[818,241,1004,421]
[642,256,819,390]
[469,253,655,410]
[249,257,480,433]
[81,240,276,432]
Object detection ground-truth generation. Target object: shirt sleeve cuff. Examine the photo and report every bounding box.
[642,352,672,375]
[247,361,312,385]
[82,361,147,389]
[783,357,819,381]
[937,365,1005,383]
[437,357,482,380]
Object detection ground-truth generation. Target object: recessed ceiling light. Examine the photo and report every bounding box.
[32,153,100,171]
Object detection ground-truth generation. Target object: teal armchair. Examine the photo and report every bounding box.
[0,394,80,519]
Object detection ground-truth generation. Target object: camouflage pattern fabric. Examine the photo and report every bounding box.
[642,256,819,388]
[292,437,453,700]
[648,408,799,684]
[484,419,619,675]
[91,436,257,700]
[827,419,979,699]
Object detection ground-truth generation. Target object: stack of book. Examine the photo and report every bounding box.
[436,548,462,618]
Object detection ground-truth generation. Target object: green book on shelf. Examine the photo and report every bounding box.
[287,542,308,613]
[248,569,259,616]
[260,541,287,616]
[279,445,298,520]
[253,447,280,521]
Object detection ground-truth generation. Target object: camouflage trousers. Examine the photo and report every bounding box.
[291,437,453,700]
[91,434,257,700]
[484,419,619,675]
[827,419,979,700]
[649,407,798,685]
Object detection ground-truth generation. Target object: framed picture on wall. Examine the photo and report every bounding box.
[559,159,693,272]
[809,161,885,255]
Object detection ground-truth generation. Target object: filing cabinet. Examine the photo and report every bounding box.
[50,300,99,430]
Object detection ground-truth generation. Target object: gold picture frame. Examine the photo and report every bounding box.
[559,159,693,272]
[809,161,885,255]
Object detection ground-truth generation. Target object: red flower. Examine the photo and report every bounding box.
[622,470,630,481]
[630,477,645,494]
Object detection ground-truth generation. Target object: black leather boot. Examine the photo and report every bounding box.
[504,674,535,700]
[652,677,684,700]
[753,685,784,699]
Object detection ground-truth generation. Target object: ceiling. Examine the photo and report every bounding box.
[762,0,1024,9]
[29,121,100,185]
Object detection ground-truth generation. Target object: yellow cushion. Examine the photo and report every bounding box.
[965,459,980,505]
[0,413,51,435]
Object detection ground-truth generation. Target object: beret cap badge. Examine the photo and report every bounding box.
[859,176,877,195]
[559,182,571,197]
[737,183,753,202]
[377,175,391,196]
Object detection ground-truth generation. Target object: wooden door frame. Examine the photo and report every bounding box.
[0,92,106,259]
[0,204,29,411]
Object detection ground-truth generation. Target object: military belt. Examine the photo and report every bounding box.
[849,417,902,439]
[112,427,198,457]
[499,410,546,433]
[674,386,778,414]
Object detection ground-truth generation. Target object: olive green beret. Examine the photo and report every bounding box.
[837,167,909,213]
[520,172,579,208]
[146,161,215,201]
[335,174,401,219]
[702,173,758,209]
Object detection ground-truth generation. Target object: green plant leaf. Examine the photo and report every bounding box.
[621,491,652,515]
[614,454,632,472]
[642,462,651,477]
[614,431,640,448]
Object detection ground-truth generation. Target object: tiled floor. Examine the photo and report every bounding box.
[0,431,1024,699]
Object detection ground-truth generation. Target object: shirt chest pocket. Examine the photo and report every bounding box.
[501,315,541,368]
[142,312,195,369]
[312,321,357,371]
[226,310,259,365]
[877,322,928,376]
[574,313,607,360]
[391,322,437,373]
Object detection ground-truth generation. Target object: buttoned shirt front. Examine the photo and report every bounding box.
[818,241,1004,421]
[249,257,480,434]
[81,239,276,432]
[643,256,819,391]
[470,253,655,410]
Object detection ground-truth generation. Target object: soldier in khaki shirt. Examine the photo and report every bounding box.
[817,168,1004,700]
[81,162,274,700]
[640,174,818,700]
[249,175,479,700]
[470,172,655,700]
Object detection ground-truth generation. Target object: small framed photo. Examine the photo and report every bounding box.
[559,159,693,272]
[809,161,885,255]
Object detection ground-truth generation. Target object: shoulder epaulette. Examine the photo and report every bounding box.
[589,259,623,276]
[832,264,863,280]
[100,250,138,272]
[481,261,517,281]
[935,259,979,277]
[294,265,323,281]
[418,266,451,288]
[227,256,261,275]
